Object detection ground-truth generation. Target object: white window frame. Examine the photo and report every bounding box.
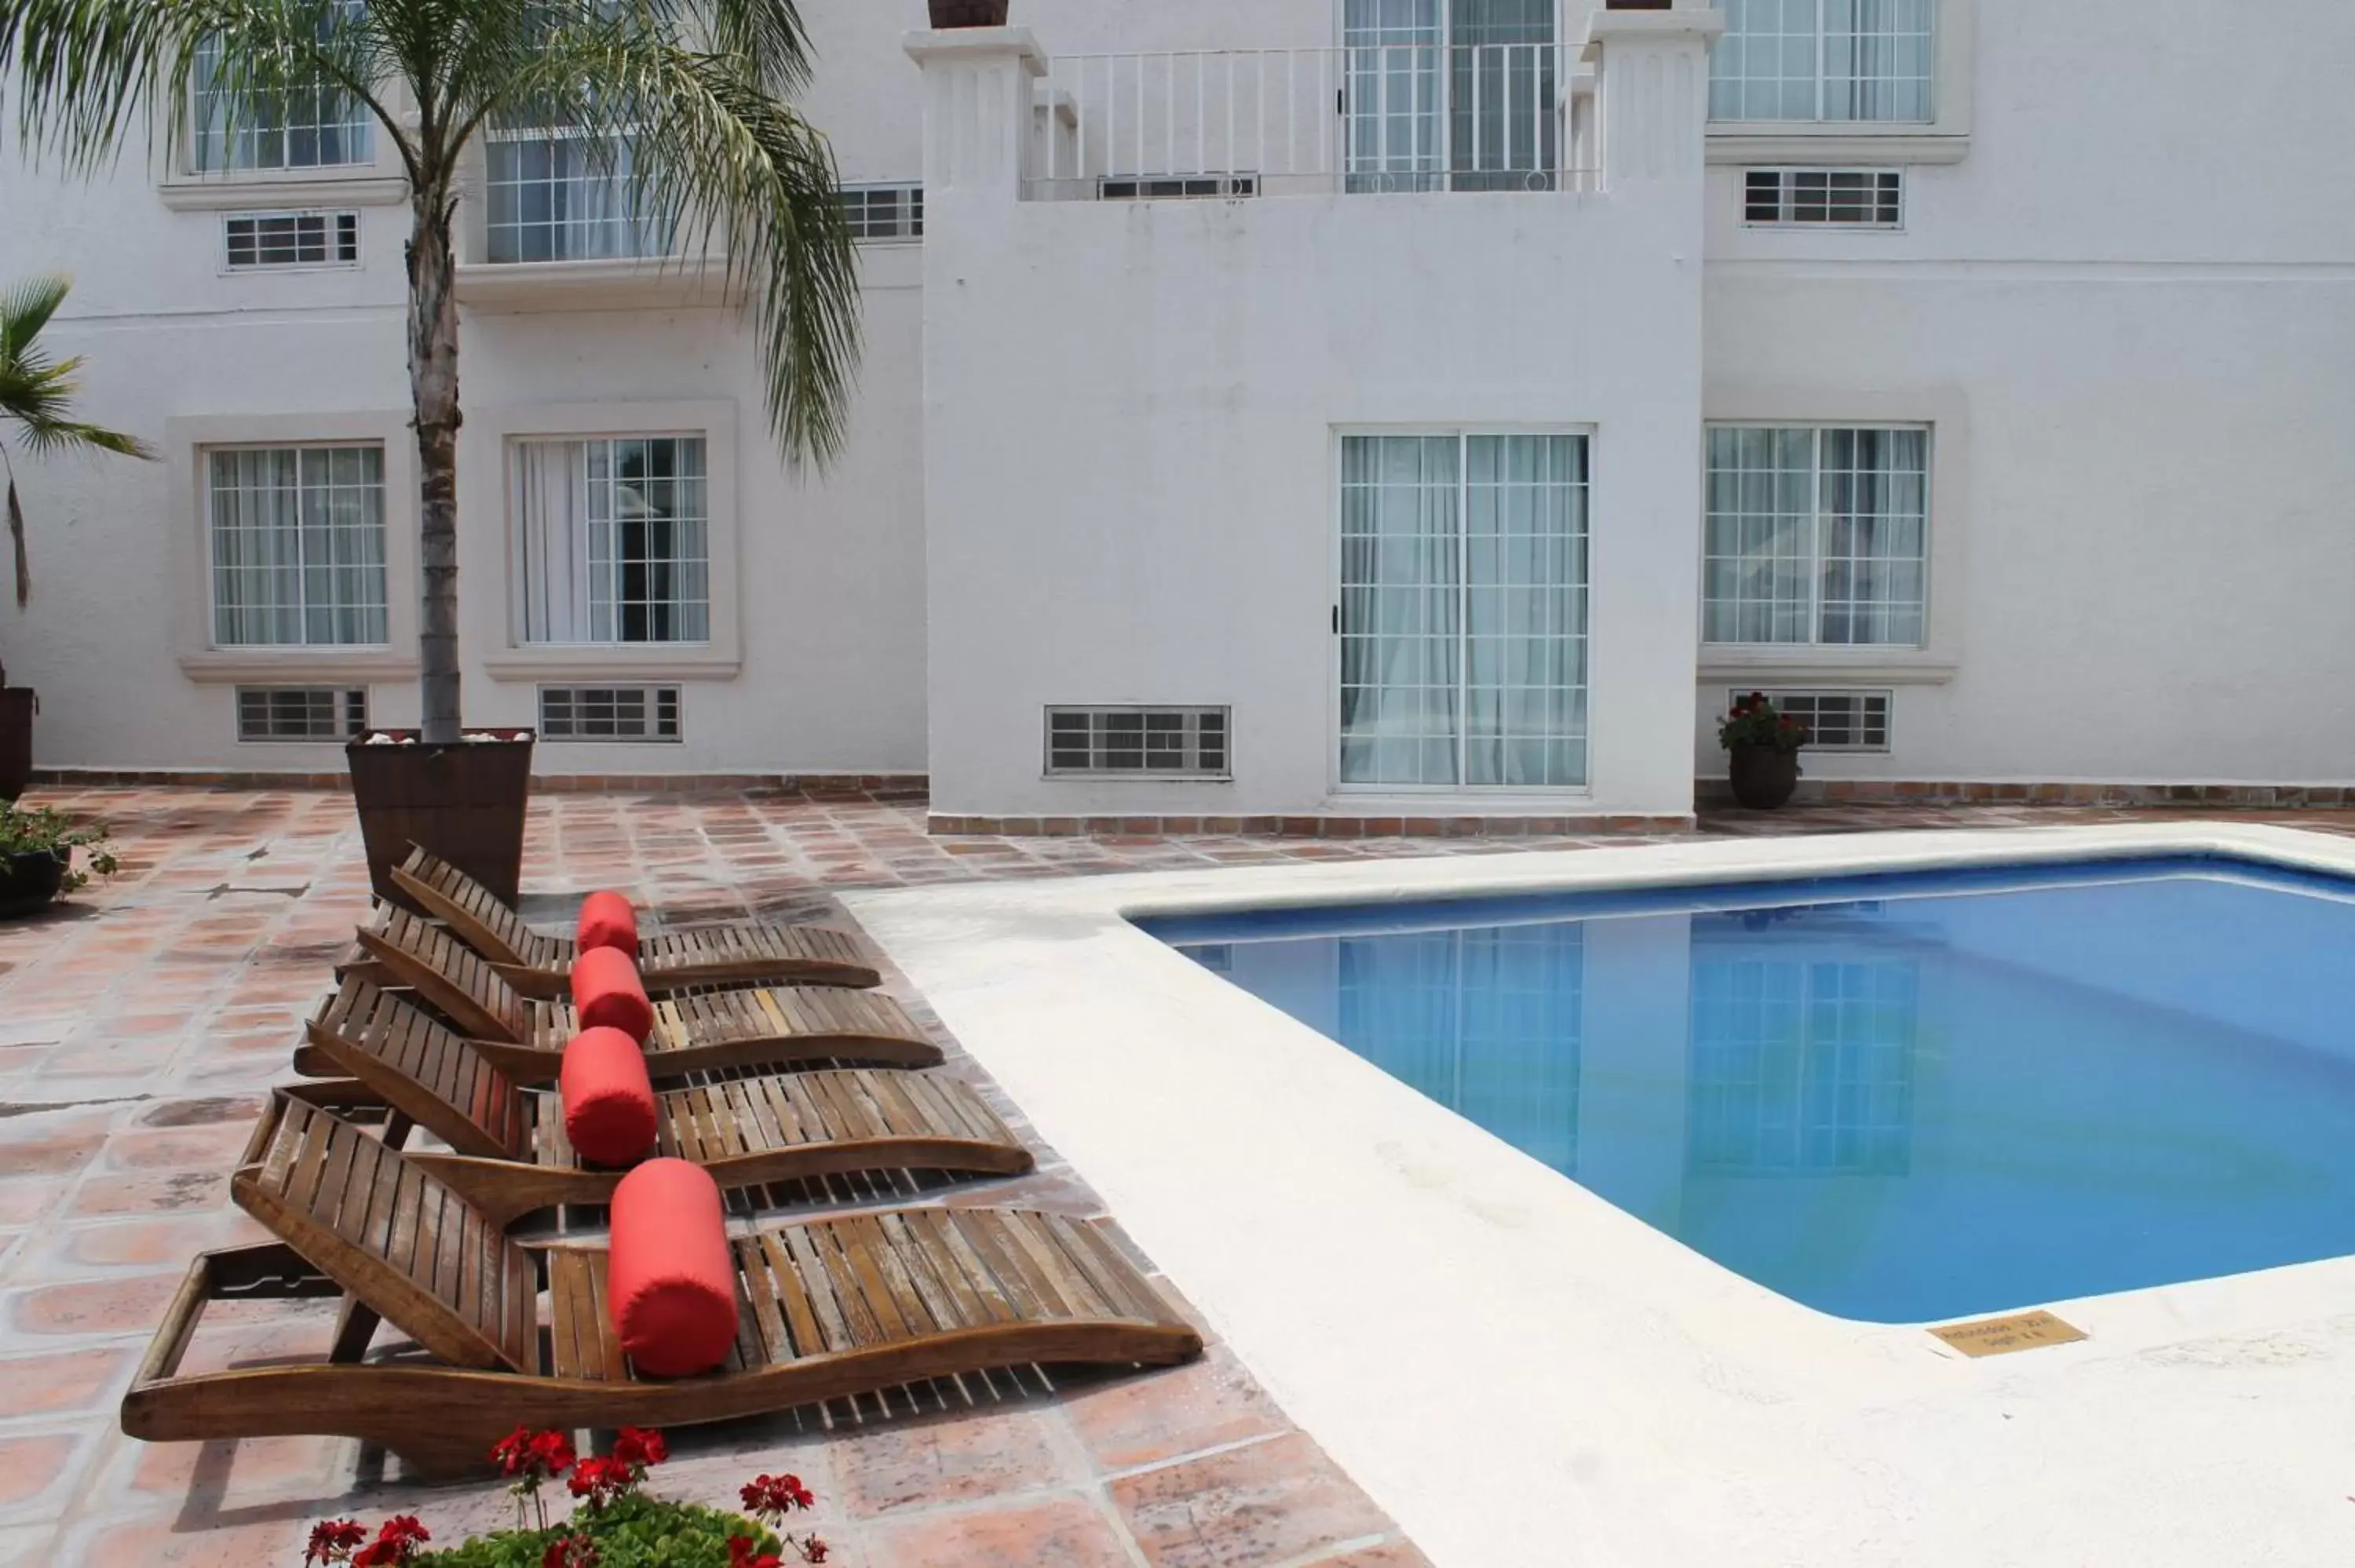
[167,411,422,684]
[1699,388,1967,687]
[474,400,743,681]
[219,208,363,272]
[480,125,674,265]
[1331,422,1596,797]
[202,440,393,651]
[1704,0,1973,166]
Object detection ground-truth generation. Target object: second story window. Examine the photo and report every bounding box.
[513,436,709,645]
[485,129,670,263]
[1343,0,1561,194]
[188,8,374,172]
[1711,0,1934,125]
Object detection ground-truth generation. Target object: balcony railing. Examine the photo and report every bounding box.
[1032,45,1594,200]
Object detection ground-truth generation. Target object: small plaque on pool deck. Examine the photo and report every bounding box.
[1930,1310,2087,1358]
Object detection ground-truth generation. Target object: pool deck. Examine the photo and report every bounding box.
[1,786,2350,1566]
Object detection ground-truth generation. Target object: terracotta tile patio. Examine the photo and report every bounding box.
[2,783,2351,1567]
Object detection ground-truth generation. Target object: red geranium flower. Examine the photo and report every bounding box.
[727,1537,784,1568]
[542,1533,600,1568]
[610,1426,667,1472]
[801,1538,830,1563]
[305,1520,369,1566]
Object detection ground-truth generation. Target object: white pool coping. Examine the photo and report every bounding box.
[843,823,2355,1568]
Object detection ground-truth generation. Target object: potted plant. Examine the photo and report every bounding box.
[0,800,116,918]
[2,275,155,800]
[929,0,1011,27]
[3,2,860,910]
[1718,691,1809,810]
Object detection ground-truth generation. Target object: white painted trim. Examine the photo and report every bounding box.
[465,399,744,680]
[845,822,2355,1568]
[158,173,410,210]
[451,256,736,312]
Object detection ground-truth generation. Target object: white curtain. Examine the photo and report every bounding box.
[1341,436,1462,786]
[1826,0,1933,122]
[210,447,385,647]
[515,440,597,644]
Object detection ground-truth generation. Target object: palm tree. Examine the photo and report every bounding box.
[0,275,155,609]
[0,0,859,742]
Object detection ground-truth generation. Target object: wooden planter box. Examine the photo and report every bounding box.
[347,731,535,915]
[0,687,33,803]
[0,847,66,920]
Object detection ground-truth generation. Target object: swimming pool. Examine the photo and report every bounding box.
[1145,855,2355,1322]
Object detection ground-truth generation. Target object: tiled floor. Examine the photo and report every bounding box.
[2,785,2351,1568]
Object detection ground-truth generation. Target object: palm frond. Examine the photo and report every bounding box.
[0,274,69,357]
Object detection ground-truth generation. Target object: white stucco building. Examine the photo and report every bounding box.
[3,0,2350,830]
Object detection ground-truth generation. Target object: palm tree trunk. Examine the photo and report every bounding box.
[407,183,463,745]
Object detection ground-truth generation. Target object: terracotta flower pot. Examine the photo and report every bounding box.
[1727,744,1802,810]
[929,0,1010,27]
[0,847,67,920]
[0,686,33,803]
[347,731,535,915]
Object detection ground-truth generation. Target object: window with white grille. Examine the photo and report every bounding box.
[1737,690,1892,752]
[1046,707,1230,778]
[484,131,670,263]
[1711,0,1934,124]
[188,9,374,172]
[539,685,683,742]
[236,686,368,742]
[842,184,924,239]
[1098,176,1260,202]
[224,210,360,269]
[207,445,389,647]
[513,436,709,645]
[1703,425,1928,647]
[1743,169,1901,228]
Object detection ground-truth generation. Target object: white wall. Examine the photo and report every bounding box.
[1696,0,2355,786]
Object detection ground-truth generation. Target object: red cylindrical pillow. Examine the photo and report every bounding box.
[607,1158,738,1377]
[576,891,641,958]
[572,945,655,1044]
[559,1027,658,1167]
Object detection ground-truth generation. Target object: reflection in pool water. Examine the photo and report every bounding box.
[1155,858,2355,1322]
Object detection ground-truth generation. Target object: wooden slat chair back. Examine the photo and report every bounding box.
[305,978,529,1161]
[392,846,556,969]
[357,906,532,1044]
[233,1092,539,1373]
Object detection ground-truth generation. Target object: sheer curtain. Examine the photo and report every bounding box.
[1448,0,1557,191]
[1826,0,1934,122]
[1340,436,1462,786]
[1463,435,1587,787]
[1344,0,1442,191]
[210,447,385,647]
[515,440,596,643]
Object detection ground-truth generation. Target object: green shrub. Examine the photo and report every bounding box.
[414,1496,782,1567]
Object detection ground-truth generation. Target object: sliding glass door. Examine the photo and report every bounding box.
[1338,432,1590,789]
[1343,0,1561,193]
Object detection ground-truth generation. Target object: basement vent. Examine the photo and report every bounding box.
[1740,690,1893,753]
[842,184,923,241]
[1742,168,1902,228]
[1098,174,1260,201]
[539,685,682,742]
[1046,706,1231,779]
[237,686,368,742]
[224,210,360,269]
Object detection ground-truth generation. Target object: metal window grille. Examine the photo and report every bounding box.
[224,210,360,268]
[1742,168,1901,227]
[841,184,924,239]
[236,686,368,741]
[208,445,389,647]
[188,9,374,173]
[1045,706,1230,778]
[1738,690,1893,752]
[514,436,710,645]
[1711,0,1934,124]
[1687,957,1916,1175]
[1703,425,1928,647]
[484,131,671,263]
[539,685,684,742]
[1097,174,1260,201]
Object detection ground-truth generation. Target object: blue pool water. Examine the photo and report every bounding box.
[1145,856,2355,1322]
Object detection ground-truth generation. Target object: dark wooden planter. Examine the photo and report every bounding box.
[1727,744,1802,810]
[1604,1,1674,8]
[347,731,535,915]
[0,847,67,920]
[0,687,33,804]
[929,0,1010,26]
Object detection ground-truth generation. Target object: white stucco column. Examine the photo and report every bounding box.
[1584,6,1725,189]
[902,27,1046,198]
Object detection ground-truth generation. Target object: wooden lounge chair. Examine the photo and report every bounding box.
[289,994,1031,1223]
[122,1095,1201,1478]
[336,910,939,1083]
[393,845,882,997]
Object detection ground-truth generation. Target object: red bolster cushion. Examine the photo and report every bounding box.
[576,891,640,958]
[558,1027,658,1167]
[607,1158,738,1377]
[571,945,654,1044]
